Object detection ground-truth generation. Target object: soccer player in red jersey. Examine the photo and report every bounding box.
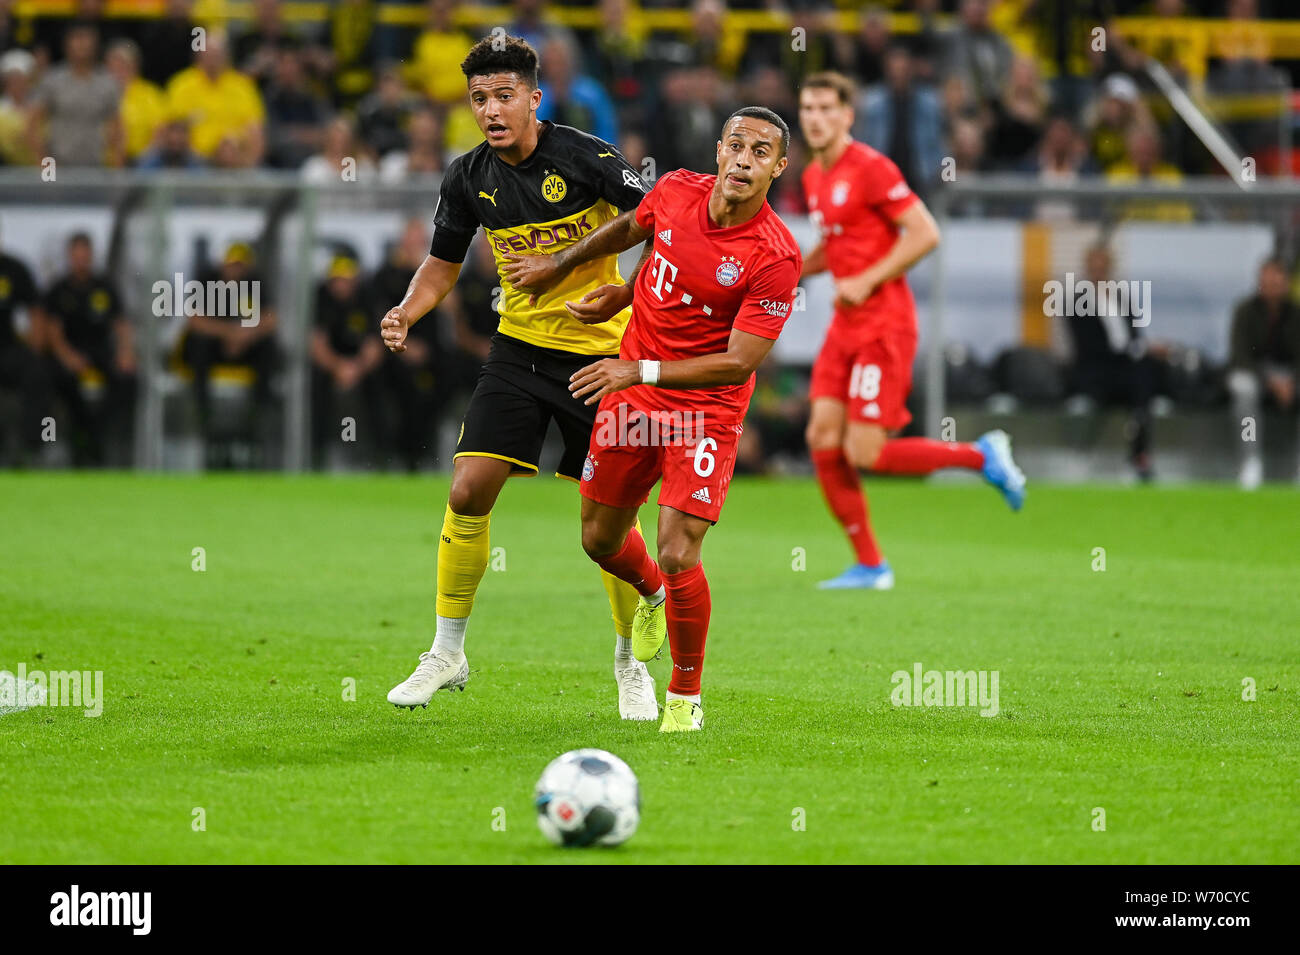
[503,108,801,731]
[798,72,1026,591]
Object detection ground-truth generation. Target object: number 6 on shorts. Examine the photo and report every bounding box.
[693,437,717,477]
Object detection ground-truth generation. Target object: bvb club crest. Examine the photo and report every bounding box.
[542,173,567,203]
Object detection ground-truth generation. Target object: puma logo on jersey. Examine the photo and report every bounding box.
[658,229,672,246]
[478,189,498,206]
[597,151,614,158]
[691,487,712,504]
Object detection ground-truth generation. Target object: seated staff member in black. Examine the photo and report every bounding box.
[43,232,136,466]
[380,34,660,722]
[0,239,49,464]
[311,254,387,467]
[178,241,280,459]
[369,218,441,471]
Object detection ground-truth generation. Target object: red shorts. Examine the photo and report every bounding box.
[810,324,917,431]
[579,399,741,523]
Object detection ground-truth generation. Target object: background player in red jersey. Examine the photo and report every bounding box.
[798,72,1026,591]
[504,108,801,732]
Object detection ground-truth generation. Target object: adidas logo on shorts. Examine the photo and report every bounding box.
[691,487,711,504]
[658,229,672,246]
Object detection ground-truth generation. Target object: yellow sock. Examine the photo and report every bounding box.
[603,569,639,639]
[435,505,491,619]
[602,519,645,640]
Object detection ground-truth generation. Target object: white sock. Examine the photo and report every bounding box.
[432,616,468,655]
[615,636,633,660]
[666,689,701,706]
[641,585,666,608]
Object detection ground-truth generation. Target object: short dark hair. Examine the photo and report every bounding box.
[724,106,790,157]
[461,34,539,89]
[68,231,92,249]
[802,71,855,106]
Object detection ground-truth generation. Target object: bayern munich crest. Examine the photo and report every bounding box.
[716,256,743,286]
[582,454,595,482]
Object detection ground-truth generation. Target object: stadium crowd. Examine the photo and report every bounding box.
[0,1,1296,192]
[0,1,1297,477]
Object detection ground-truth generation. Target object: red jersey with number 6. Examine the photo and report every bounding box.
[619,169,802,426]
[802,140,918,338]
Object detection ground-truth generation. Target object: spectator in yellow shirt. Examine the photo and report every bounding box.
[105,39,166,164]
[0,49,39,166]
[407,0,473,105]
[405,0,478,158]
[1086,74,1153,173]
[165,30,265,167]
[1107,126,1194,222]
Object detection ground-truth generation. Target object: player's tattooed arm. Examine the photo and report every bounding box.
[381,254,462,353]
[627,240,653,285]
[568,328,776,405]
[564,241,653,325]
[500,210,651,296]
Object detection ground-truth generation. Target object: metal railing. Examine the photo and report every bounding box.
[5,170,1299,471]
[927,174,1300,439]
[0,170,447,470]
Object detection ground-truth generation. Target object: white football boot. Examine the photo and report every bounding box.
[615,658,658,721]
[387,649,469,709]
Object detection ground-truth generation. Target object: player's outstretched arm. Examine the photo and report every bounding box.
[835,200,940,307]
[500,210,651,296]
[381,254,462,353]
[568,328,776,405]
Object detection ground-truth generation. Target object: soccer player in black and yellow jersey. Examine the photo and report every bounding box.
[382,35,659,719]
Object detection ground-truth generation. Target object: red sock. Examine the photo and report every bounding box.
[811,447,882,566]
[663,563,710,696]
[872,438,984,475]
[594,527,663,597]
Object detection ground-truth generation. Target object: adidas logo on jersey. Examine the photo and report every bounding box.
[691,487,712,504]
[658,229,672,246]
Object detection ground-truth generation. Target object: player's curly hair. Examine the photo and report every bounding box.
[461,34,539,89]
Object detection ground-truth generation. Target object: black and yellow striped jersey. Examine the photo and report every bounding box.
[428,121,648,356]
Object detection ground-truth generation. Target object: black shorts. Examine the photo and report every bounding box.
[456,332,617,481]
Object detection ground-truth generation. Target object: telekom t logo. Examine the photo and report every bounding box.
[649,251,678,300]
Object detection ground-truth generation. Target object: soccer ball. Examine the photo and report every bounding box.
[534,748,640,847]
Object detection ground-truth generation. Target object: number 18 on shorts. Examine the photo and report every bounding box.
[811,331,917,431]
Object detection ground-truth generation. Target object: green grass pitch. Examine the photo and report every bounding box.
[1,471,1296,864]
